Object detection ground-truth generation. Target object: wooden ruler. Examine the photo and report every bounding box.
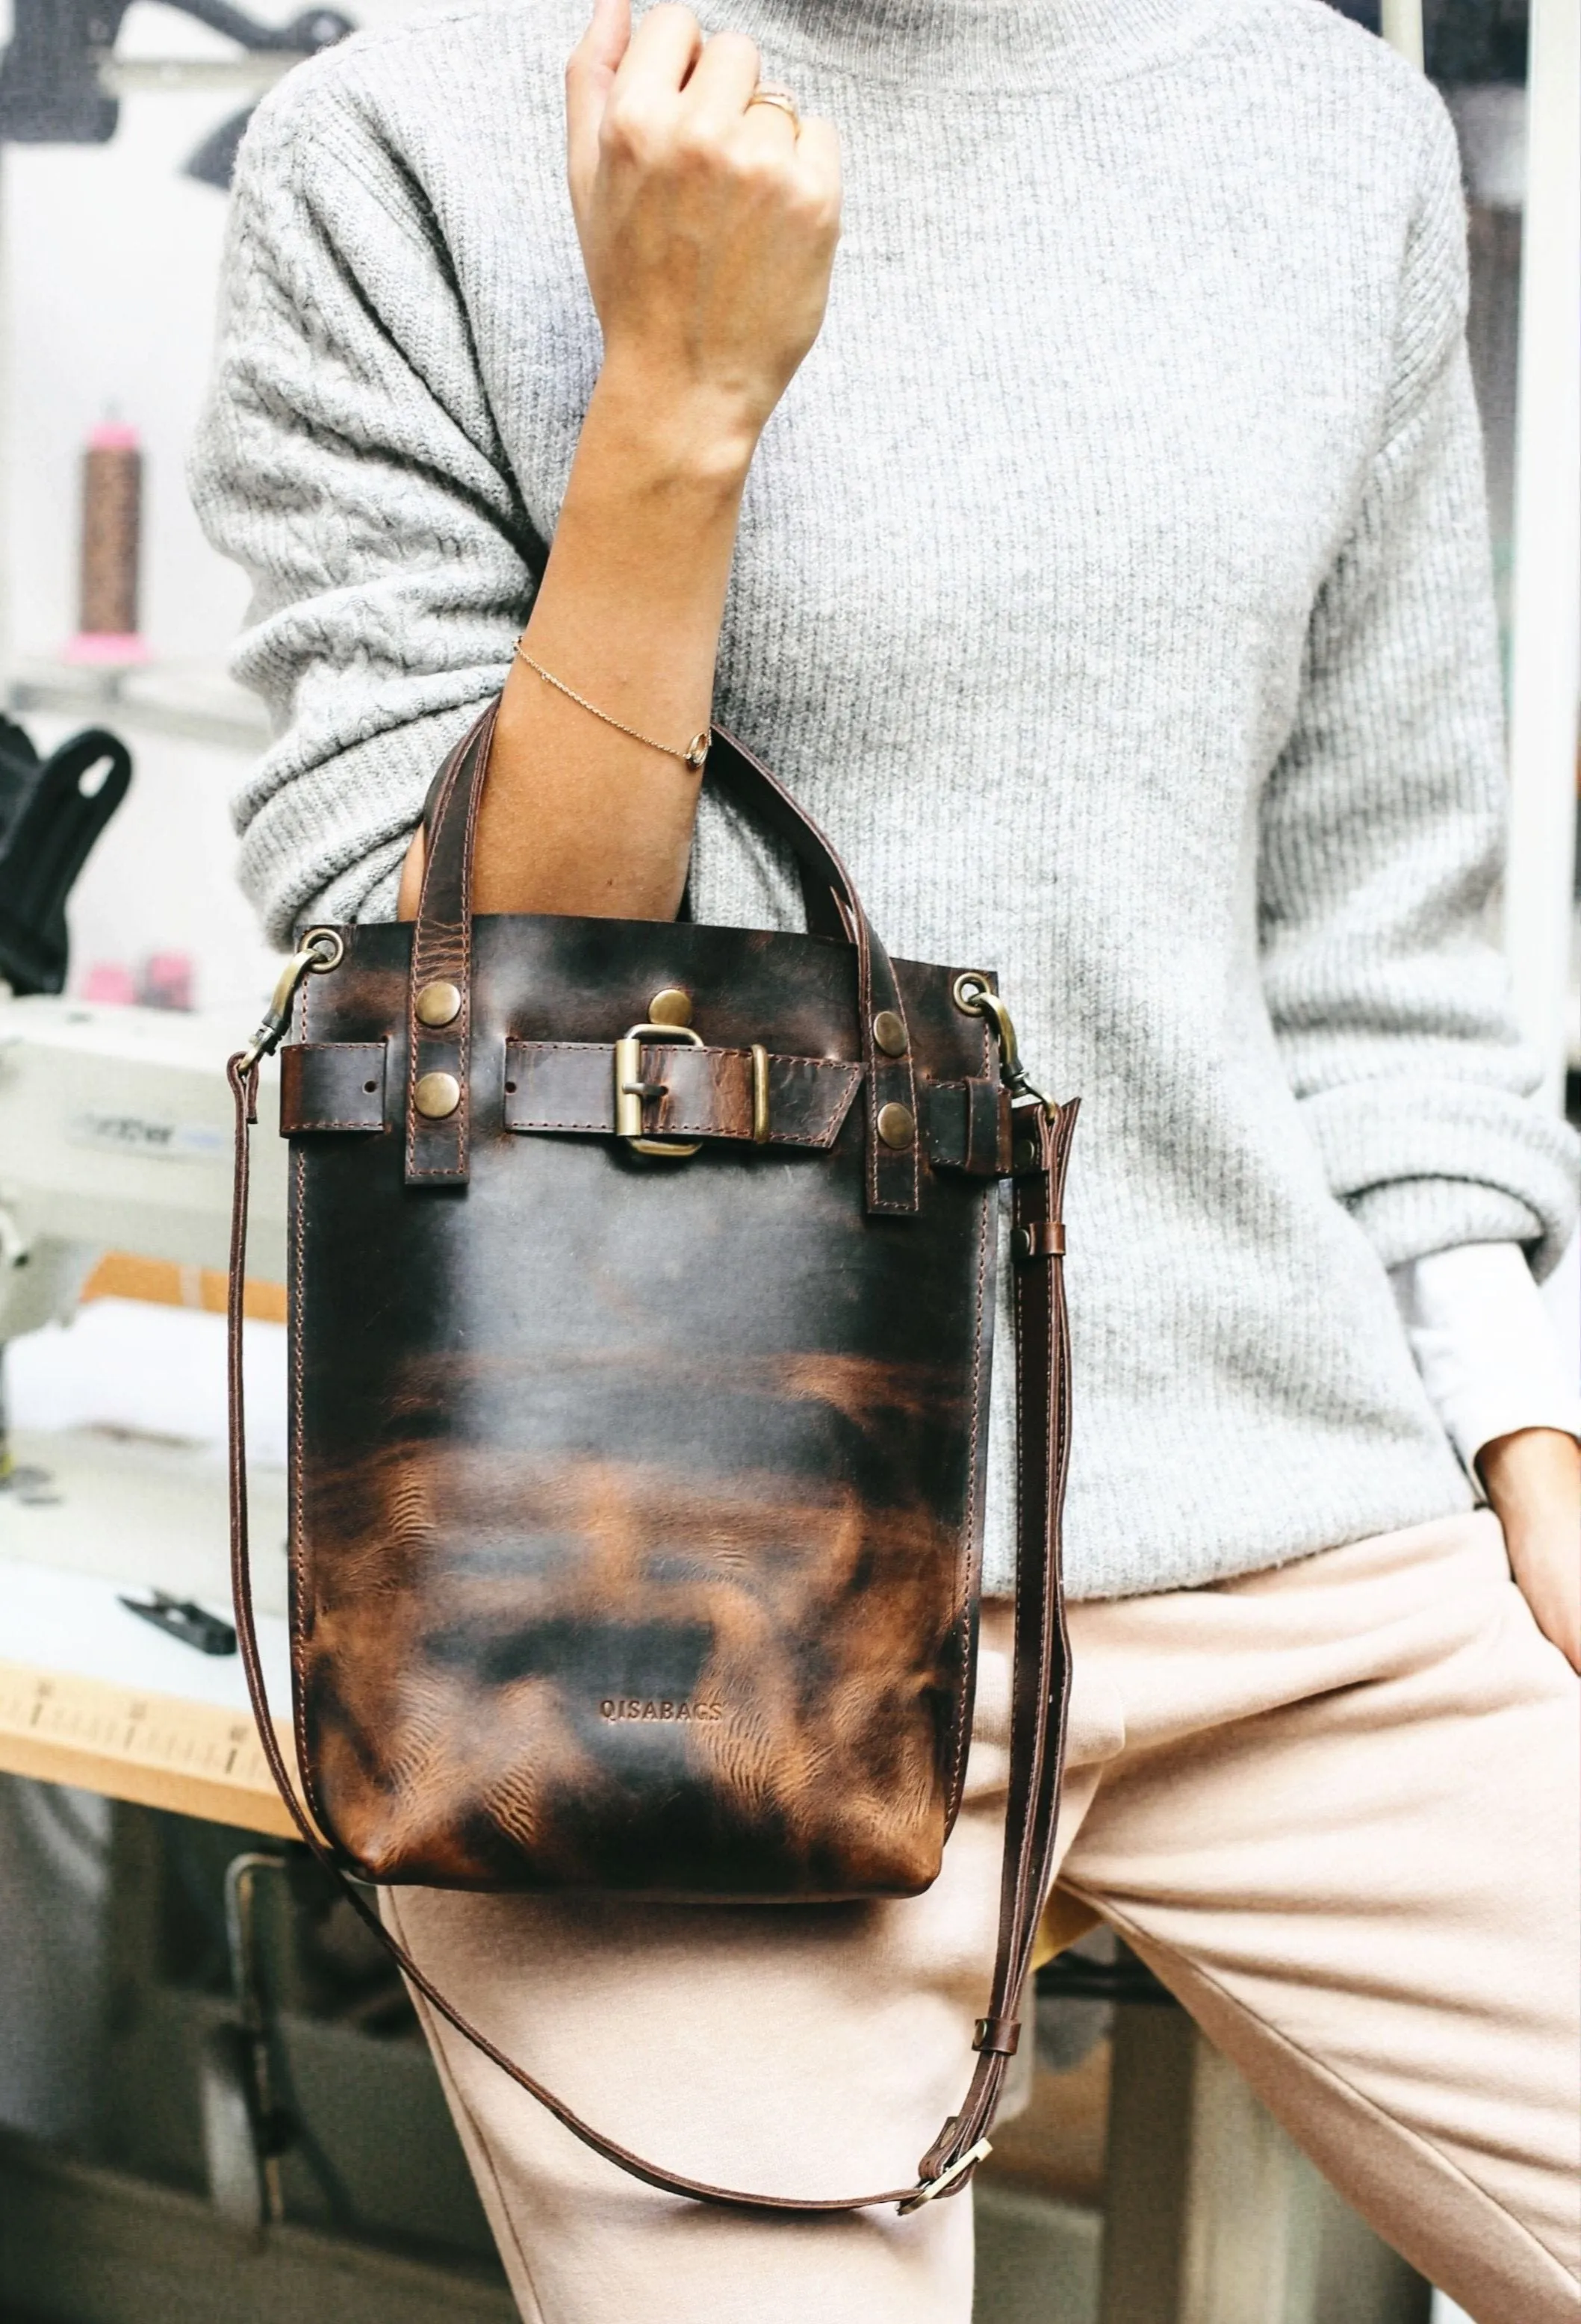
[0,1659,300,1836]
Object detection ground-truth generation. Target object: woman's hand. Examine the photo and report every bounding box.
[566,0,841,466]
[1479,1428,1581,1670]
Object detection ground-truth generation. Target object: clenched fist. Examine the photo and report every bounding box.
[566,0,842,463]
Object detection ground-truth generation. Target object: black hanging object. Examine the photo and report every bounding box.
[0,0,129,145]
[181,7,353,188]
[0,0,354,190]
[0,721,131,995]
[184,105,254,191]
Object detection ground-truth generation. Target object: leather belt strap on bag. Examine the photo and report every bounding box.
[279,1036,1012,1173]
[227,1046,1077,2216]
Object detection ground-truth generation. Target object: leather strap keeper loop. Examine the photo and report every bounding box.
[280,1041,387,1134]
[1013,1220,1066,1261]
[973,2016,1022,2056]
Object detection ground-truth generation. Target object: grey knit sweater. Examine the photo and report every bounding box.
[190,0,1577,1598]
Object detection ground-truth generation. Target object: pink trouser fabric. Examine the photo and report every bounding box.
[382,1511,1580,2324]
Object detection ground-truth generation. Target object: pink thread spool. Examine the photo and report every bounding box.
[80,962,137,1005]
[66,421,149,666]
[139,951,194,1012]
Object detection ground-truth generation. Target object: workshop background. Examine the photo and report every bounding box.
[0,1,1574,2321]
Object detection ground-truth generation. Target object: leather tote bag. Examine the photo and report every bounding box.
[226,699,1078,2214]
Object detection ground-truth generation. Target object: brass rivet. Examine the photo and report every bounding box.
[414,1070,462,1119]
[1013,1138,1037,1172]
[877,1101,915,1151]
[1012,1226,1032,1261]
[648,987,694,1028]
[415,979,462,1029]
[872,1009,907,1057]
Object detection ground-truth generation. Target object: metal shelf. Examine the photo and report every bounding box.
[7,658,268,752]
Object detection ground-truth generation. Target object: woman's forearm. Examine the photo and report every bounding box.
[423,366,751,922]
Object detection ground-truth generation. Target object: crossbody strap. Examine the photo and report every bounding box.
[226,1048,1077,2215]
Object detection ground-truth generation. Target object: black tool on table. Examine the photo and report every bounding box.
[119,1591,238,1657]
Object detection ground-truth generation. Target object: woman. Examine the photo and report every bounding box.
[192,0,1580,2315]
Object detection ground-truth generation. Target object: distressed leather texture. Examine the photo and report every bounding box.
[285,766,1001,1900]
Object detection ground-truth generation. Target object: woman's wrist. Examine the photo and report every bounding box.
[583,355,762,499]
[1478,1428,1580,1671]
[1478,1426,1581,1523]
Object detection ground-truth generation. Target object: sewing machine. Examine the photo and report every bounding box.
[0,990,285,1346]
[0,991,293,1813]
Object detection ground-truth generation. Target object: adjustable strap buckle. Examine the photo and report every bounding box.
[613,1022,704,1158]
[896,2137,994,2214]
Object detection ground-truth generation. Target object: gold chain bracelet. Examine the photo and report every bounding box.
[514,645,710,774]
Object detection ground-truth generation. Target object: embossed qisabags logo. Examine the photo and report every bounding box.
[600,1697,723,1723]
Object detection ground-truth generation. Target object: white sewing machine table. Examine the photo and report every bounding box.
[0,1423,297,1834]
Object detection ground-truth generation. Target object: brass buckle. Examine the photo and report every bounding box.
[613,1022,703,1158]
[897,2137,993,2213]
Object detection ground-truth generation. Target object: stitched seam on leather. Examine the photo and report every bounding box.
[509,1116,612,1134]
[288,983,322,1833]
[405,730,462,1179]
[289,1140,324,1830]
[452,715,486,1181]
[406,711,489,1182]
[504,1116,844,1145]
[860,915,879,1211]
[289,1119,387,1131]
[504,1051,861,1144]
[1016,1126,1069,1984]
[509,1040,859,1072]
[1007,1132,1057,1954]
[943,1013,994,1822]
[1071,1894,1581,2294]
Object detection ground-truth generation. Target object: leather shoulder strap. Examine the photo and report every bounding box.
[226,1056,1075,2216]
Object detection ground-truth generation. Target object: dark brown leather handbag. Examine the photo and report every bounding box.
[227,700,1078,2216]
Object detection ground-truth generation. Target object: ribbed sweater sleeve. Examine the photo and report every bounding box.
[1258,97,1578,1280]
[189,89,534,945]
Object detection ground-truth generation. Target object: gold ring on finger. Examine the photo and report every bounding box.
[749,84,800,128]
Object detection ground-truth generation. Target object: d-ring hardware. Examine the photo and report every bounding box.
[238,926,345,1072]
[951,972,1052,1112]
[613,1022,704,1158]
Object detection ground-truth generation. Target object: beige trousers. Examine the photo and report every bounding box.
[384,1511,1580,2324]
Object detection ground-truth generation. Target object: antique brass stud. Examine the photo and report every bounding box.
[414,1070,462,1119]
[877,1101,915,1150]
[1013,1137,1037,1172]
[647,987,694,1028]
[872,1009,908,1057]
[414,979,462,1028]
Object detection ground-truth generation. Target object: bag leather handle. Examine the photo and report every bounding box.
[226,1045,1077,2216]
[406,700,921,1215]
